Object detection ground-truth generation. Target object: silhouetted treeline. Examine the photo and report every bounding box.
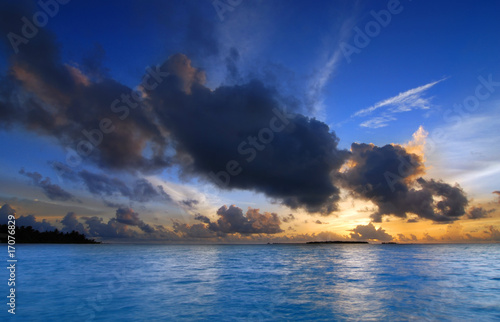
[0,225,99,244]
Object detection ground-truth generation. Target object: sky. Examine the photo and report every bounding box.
[0,0,499,243]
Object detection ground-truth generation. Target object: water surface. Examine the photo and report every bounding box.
[3,243,500,321]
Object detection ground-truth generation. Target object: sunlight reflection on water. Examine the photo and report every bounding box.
[5,243,500,321]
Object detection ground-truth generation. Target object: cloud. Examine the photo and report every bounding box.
[281,214,295,223]
[0,3,170,172]
[349,223,393,242]
[359,115,396,129]
[78,170,170,203]
[314,220,327,225]
[194,214,211,224]
[19,169,76,202]
[0,3,350,215]
[493,191,500,203]
[397,233,417,242]
[0,4,482,228]
[354,79,445,117]
[81,209,181,240]
[17,214,58,232]
[403,125,428,162]
[466,207,495,220]
[0,204,16,219]
[148,54,350,214]
[422,233,437,242]
[195,205,283,235]
[82,216,132,238]
[172,222,217,238]
[133,179,169,203]
[115,207,156,233]
[307,14,357,118]
[61,212,87,234]
[417,178,469,220]
[1,204,57,232]
[258,230,348,243]
[342,143,468,223]
[484,226,500,241]
[354,78,446,128]
[181,199,199,209]
[82,207,165,238]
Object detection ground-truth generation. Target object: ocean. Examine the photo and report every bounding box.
[3,243,500,321]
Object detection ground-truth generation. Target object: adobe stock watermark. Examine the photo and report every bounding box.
[212,0,242,22]
[209,108,295,188]
[7,0,71,54]
[340,0,408,63]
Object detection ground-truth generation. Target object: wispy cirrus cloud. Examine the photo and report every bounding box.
[359,115,396,129]
[354,78,447,128]
[307,15,358,118]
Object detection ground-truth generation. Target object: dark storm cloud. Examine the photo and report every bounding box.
[115,207,155,233]
[79,170,130,196]
[148,54,350,214]
[195,205,283,235]
[194,214,211,224]
[115,207,143,226]
[342,143,468,223]
[349,222,393,242]
[19,169,75,201]
[79,170,170,203]
[0,3,170,172]
[466,207,495,220]
[82,216,132,238]
[83,208,152,238]
[133,178,169,202]
[0,2,349,215]
[61,212,87,234]
[81,208,178,239]
[417,178,468,220]
[0,3,479,221]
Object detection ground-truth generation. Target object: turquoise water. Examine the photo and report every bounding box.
[2,244,500,321]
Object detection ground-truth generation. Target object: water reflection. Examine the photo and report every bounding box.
[12,243,500,321]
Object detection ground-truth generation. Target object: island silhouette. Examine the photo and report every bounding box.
[1,225,99,244]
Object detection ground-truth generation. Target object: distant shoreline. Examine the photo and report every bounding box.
[305,241,369,244]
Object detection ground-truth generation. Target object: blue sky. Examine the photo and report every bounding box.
[0,0,499,242]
